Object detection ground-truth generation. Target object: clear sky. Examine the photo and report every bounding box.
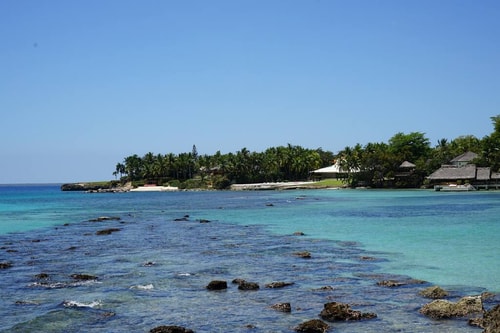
[1,1,499,183]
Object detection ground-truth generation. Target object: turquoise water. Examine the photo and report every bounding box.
[0,185,498,332]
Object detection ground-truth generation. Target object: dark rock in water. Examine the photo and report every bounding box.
[96,228,121,235]
[293,231,305,236]
[265,281,294,289]
[420,295,484,319]
[206,280,227,290]
[360,256,377,261]
[377,279,426,287]
[150,325,194,333]
[34,273,49,279]
[174,215,190,222]
[0,261,13,269]
[319,302,377,321]
[419,286,449,299]
[313,286,334,292]
[197,219,211,223]
[89,216,121,222]
[294,251,311,259]
[232,278,246,285]
[270,302,291,313]
[295,319,329,332]
[71,273,98,280]
[237,280,260,291]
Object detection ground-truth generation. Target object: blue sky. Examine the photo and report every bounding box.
[1,1,499,183]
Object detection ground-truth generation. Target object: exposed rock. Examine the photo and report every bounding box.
[0,261,13,269]
[237,280,260,291]
[71,273,98,280]
[420,296,484,319]
[294,251,312,259]
[319,302,377,322]
[197,219,211,223]
[149,325,194,333]
[482,304,500,333]
[295,319,329,333]
[34,273,49,279]
[174,215,190,222]
[206,280,227,290]
[89,216,121,222]
[96,228,121,235]
[377,279,426,287]
[232,278,246,285]
[313,286,334,291]
[265,281,294,289]
[419,286,449,299]
[270,302,291,313]
[293,231,305,236]
[377,280,405,287]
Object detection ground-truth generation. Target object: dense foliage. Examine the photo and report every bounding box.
[114,116,500,189]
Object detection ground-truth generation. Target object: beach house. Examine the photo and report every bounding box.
[427,151,500,190]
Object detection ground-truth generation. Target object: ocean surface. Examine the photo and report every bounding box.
[0,184,499,332]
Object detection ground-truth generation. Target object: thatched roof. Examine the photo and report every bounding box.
[450,151,478,163]
[399,161,416,168]
[491,172,500,180]
[476,167,491,180]
[427,164,477,180]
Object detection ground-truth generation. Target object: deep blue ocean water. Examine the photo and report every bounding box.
[0,185,499,332]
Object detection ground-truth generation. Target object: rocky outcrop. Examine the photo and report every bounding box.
[419,286,449,299]
[150,326,194,333]
[96,228,121,235]
[420,295,484,319]
[232,279,259,290]
[71,273,98,280]
[295,319,329,332]
[377,279,426,287]
[319,302,377,321]
[270,302,291,313]
[0,261,13,269]
[61,182,124,192]
[482,304,500,333]
[294,251,312,259]
[206,280,227,290]
[265,281,294,289]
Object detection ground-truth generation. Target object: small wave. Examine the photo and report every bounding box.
[130,284,154,290]
[29,279,101,289]
[176,273,191,277]
[62,300,102,308]
[29,282,67,289]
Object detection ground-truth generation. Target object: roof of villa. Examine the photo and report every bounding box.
[427,164,477,180]
[450,151,478,163]
[476,167,491,180]
[399,161,416,168]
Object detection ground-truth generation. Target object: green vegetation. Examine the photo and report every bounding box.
[112,116,500,189]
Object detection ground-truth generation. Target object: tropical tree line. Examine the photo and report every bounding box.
[113,144,334,189]
[113,116,500,189]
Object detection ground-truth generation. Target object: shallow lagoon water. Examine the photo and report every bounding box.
[0,185,499,332]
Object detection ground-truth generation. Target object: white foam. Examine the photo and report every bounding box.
[63,300,102,308]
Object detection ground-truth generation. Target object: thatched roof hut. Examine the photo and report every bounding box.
[427,164,477,181]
